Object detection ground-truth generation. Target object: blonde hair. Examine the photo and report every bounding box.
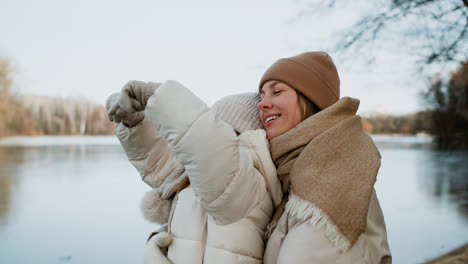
[296,91,319,121]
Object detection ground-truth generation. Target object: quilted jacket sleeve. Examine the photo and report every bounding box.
[115,118,181,188]
[145,80,260,225]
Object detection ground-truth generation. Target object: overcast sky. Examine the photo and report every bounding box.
[1,0,432,114]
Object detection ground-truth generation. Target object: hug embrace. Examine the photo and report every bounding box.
[106,51,392,263]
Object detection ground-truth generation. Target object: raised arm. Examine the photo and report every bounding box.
[115,118,181,188]
[144,80,261,224]
[106,91,180,188]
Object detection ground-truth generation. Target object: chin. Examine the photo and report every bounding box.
[266,130,277,140]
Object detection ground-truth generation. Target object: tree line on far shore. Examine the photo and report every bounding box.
[358,62,468,149]
[0,58,113,137]
[1,57,467,149]
[363,62,468,149]
[362,111,430,136]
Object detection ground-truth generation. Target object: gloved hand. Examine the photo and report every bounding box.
[106,93,145,127]
[144,231,173,264]
[119,80,161,113]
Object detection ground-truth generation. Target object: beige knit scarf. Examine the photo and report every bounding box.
[270,97,381,252]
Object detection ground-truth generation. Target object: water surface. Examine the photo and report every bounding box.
[0,137,155,263]
[0,135,467,263]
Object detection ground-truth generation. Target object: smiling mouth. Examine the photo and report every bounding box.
[265,115,280,123]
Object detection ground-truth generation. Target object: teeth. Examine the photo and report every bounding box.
[266,115,279,122]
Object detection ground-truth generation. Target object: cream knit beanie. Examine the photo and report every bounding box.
[211,92,263,134]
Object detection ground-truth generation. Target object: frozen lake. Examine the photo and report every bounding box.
[0,135,467,263]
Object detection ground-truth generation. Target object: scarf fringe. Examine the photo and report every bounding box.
[285,193,351,253]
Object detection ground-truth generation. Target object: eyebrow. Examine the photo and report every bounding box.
[260,81,279,94]
[270,81,279,89]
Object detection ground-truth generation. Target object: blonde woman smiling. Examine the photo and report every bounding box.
[258,51,391,263]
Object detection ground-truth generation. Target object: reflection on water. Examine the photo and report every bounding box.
[0,146,23,224]
[372,135,468,263]
[0,139,155,264]
[0,135,467,263]
[422,151,468,221]
[0,160,11,222]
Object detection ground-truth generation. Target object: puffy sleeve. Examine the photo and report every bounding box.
[115,117,181,188]
[145,80,261,225]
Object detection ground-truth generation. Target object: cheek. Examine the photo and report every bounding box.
[286,111,302,130]
[285,98,302,126]
[293,106,302,124]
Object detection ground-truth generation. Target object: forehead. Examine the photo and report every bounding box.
[260,81,280,93]
[260,81,295,94]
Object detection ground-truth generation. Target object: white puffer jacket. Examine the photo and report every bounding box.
[116,80,282,264]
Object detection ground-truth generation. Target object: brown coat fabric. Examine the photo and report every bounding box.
[270,97,380,251]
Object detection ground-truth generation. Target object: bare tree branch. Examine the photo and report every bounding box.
[317,0,468,69]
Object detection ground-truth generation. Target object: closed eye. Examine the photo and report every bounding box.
[273,90,282,95]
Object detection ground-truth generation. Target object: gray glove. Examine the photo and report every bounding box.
[119,80,161,113]
[106,93,145,127]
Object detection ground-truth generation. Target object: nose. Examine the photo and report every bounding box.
[258,97,272,110]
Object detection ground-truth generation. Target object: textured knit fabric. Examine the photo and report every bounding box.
[263,97,391,263]
[264,190,392,264]
[119,81,161,112]
[259,51,340,110]
[211,92,263,134]
[123,112,145,128]
[270,97,379,250]
[105,92,145,127]
[115,80,283,264]
[117,89,268,225]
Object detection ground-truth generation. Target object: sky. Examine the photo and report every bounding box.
[0,0,435,114]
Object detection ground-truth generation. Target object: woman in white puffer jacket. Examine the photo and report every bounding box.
[107,80,282,264]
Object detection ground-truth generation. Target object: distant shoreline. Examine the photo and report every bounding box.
[0,135,119,146]
[0,133,432,138]
[0,134,434,147]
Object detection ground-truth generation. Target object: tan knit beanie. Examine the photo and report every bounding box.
[259,51,340,110]
[211,92,263,134]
